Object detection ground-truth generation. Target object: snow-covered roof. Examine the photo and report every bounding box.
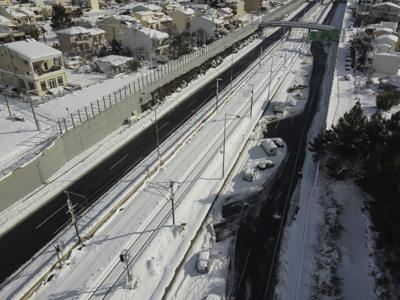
[174,7,195,15]
[218,7,233,15]
[139,27,168,40]
[199,15,224,25]
[96,55,133,66]
[134,11,155,16]
[87,28,105,35]
[372,2,400,9]
[374,34,398,45]
[4,8,27,18]
[16,7,35,17]
[57,26,91,35]
[0,15,12,25]
[5,39,61,61]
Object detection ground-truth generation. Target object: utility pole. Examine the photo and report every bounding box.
[154,108,161,164]
[65,191,84,247]
[230,53,234,89]
[216,78,222,110]
[249,84,254,117]
[223,114,240,178]
[4,94,12,118]
[27,93,40,131]
[169,180,176,226]
[120,249,134,289]
[268,56,274,102]
[54,243,63,269]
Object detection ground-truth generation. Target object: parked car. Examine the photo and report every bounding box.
[272,137,284,148]
[197,251,210,273]
[261,139,278,156]
[257,160,274,170]
[243,167,256,182]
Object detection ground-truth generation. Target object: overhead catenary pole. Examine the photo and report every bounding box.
[65,191,84,247]
[169,180,176,226]
[216,78,222,110]
[27,93,40,131]
[223,114,240,177]
[4,94,12,117]
[249,84,254,117]
[268,56,274,102]
[154,108,161,164]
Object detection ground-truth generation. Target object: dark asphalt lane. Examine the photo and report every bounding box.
[0,4,314,285]
[231,4,338,300]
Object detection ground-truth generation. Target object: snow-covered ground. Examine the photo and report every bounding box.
[0,3,326,298]
[275,2,383,300]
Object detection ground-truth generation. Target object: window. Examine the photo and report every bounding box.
[57,76,63,86]
[28,81,35,90]
[48,78,57,89]
[44,62,48,70]
[40,81,47,91]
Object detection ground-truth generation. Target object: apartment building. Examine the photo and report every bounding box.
[190,15,224,40]
[57,26,107,56]
[0,39,67,95]
[369,2,400,23]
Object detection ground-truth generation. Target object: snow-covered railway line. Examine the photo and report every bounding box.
[86,15,324,300]
[86,38,306,300]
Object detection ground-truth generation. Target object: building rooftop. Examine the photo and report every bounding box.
[57,26,91,35]
[372,2,400,9]
[96,55,133,66]
[140,27,169,40]
[5,39,61,61]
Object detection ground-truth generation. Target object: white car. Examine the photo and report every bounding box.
[197,251,210,273]
[257,160,274,170]
[272,138,285,148]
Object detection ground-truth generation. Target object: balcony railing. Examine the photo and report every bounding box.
[34,65,62,76]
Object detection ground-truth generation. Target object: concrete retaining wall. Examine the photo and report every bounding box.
[0,22,260,212]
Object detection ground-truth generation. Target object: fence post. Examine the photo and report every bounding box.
[133,81,136,92]
[85,106,89,120]
[109,94,112,107]
[103,96,106,110]
[58,120,63,134]
[141,76,145,88]
[63,118,68,132]
[114,91,117,103]
[78,109,82,122]
[97,99,101,112]
[124,86,127,98]
[91,102,95,115]
[137,78,141,91]
[119,89,122,100]
[70,113,75,128]
[129,83,132,94]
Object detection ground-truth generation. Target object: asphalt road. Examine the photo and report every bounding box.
[0,5,314,285]
[230,4,338,300]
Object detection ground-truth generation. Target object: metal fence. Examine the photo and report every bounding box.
[56,21,260,134]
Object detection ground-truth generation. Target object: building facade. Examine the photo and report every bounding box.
[0,39,67,95]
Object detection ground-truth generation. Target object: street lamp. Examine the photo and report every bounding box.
[223,114,241,178]
[216,78,222,110]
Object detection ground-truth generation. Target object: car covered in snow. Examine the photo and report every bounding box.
[242,167,256,182]
[197,250,210,273]
[272,137,285,148]
[257,160,274,170]
[261,139,278,156]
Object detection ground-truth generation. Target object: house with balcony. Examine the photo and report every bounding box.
[120,26,169,59]
[0,39,68,95]
[0,6,36,31]
[133,10,174,32]
[56,26,107,56]
[98,15,139,42]
[167,7,195,34]
[0,14,26,43]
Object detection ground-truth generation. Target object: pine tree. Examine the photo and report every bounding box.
[51,4,73,30]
